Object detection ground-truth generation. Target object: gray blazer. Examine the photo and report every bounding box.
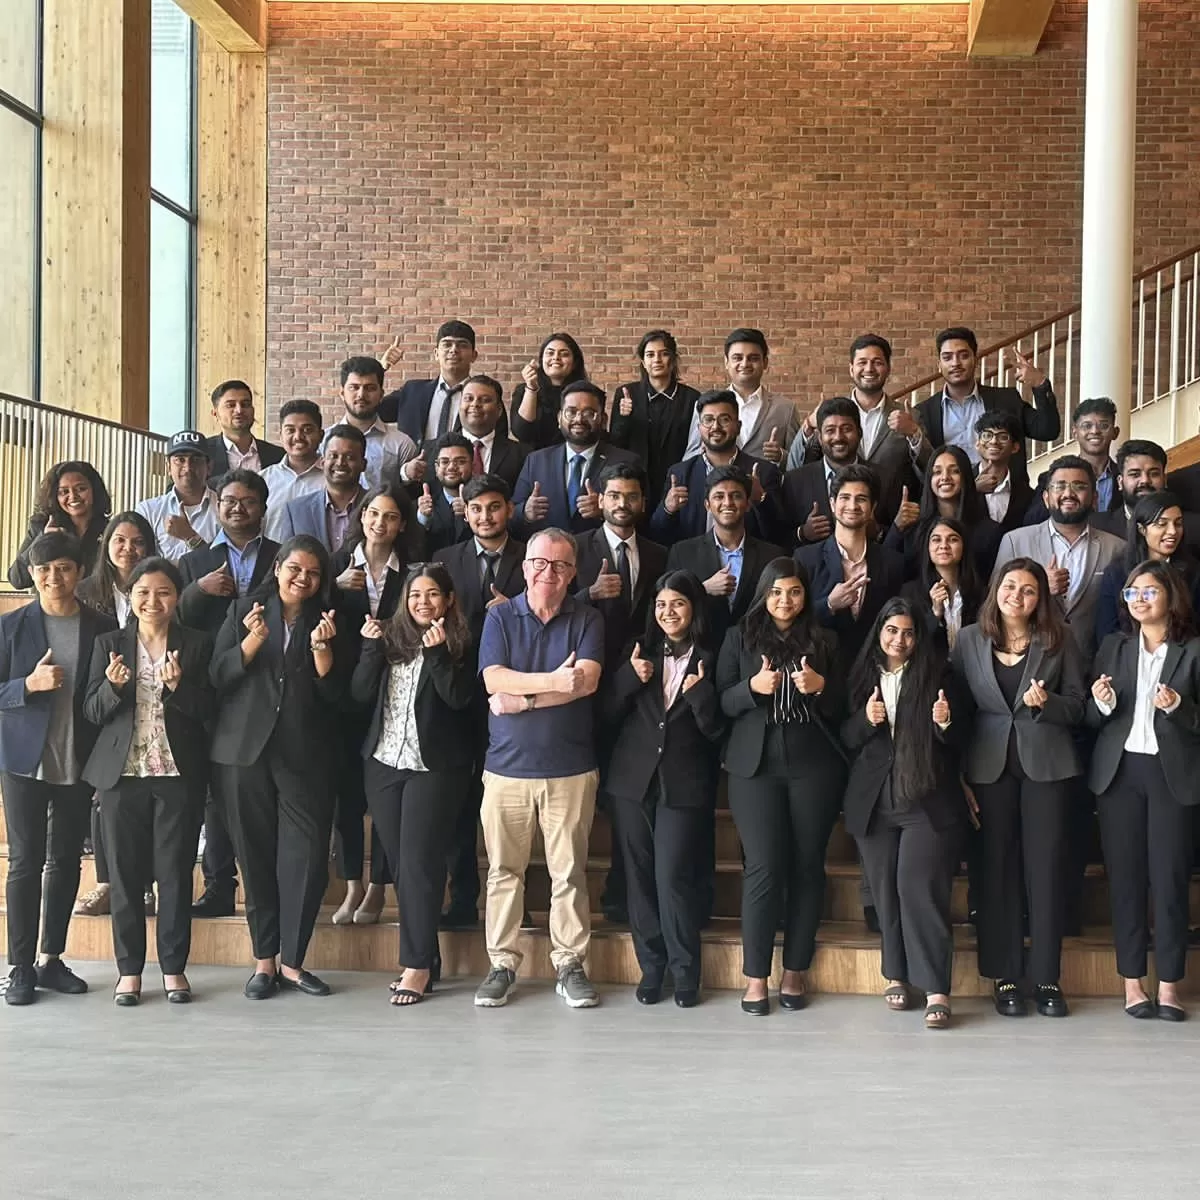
[992,520,1125,658]
[684,388,800,463]
[950,623,1086,784]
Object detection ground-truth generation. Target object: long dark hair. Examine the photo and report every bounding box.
[916,515,983,624]
[342,483,416,560]
[33,460,112,534]
[1124,491,1196,575]
[1119,558,1196,644]
[920,444,987,525]
[77,510,158,614]
[741,557,820,664]
[639,569,710,657]
[255,534,333,614]
[381,562,470,666]
[533,332,587,397]
[849,597,944,807]
[977,556,1066,654]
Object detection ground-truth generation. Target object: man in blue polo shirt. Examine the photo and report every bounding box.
[474,528,604,1009]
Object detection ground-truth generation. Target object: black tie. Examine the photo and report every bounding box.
[616,540,633,609]
[436,382,463,437]
[481,551,500,607]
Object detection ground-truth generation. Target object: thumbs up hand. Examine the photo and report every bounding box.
[750,654,782,695]
[790,654,824,696]
[619,387,634,418]
[887,404,919,439]
[682,658,706,694]
[576,479,601,519]
[551,650,585,696]
[762,426,784,465]
[199,561,236,597]
[417,483,435,519]
[524,479,550,523]
[664,473,689,515]
[1046,554,1069,597]
[866,685,887,726]
[589,558,623,601]
[894,485,920,531]
[26,647,64,693]
[932,687,951,726]
[451,485,466,520]
[630,641,654,684]
[800,499,832,543]
[749,462,766,507]
[486,585,508,609]
[403,450,428,484]
[379,335,403,372]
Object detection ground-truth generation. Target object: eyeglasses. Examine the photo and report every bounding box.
[977,431,1013,445]
[698,414,736,428]
[561,409,601,423]
[1122,586,1163,604]
[219,496,260,511]
[1075,421,1114,436]
[526,557,574,576]
[1048,481,1091,495]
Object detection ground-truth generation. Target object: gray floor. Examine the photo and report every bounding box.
[4,962,1200,1199]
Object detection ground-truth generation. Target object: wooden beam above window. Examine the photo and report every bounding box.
[174,0,265,53]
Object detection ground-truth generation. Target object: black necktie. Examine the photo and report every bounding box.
[616,540,633,609]
[436,382,464,437]
[481,550,500,607]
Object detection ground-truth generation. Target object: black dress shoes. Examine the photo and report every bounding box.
[4,965,37,1006]
[113,988,140,1008]
[778,991,808,1011]
[993,980,1027,1016]
[1158,1002,1187,1022]
[439,905,480,931]
[635,977,663,1005]
[37,959,88,994]
[741,994,770,1016]
[1124,999,1157,1019]
[674,988,700,1008]
[192,889,236,918]
[279,969,331,996]
[1035,984,1069,1017]
[244,972,279,999]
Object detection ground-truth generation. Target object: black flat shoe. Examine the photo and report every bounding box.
[113,987,141,1008]
[191,890,236,919]
[779,990,808,1011]
[37,959,88,995]
[1035,984,1069,1017]
[993,980,1027,1017]
[741,995,770,1016]
[674,988,700,1008]
[163,984,192,1004]
[635,977,663,1005]
[1124,999,1156,1020]
[1158,1002,1187,1022]
[244,971,279,1000]
[279,969,331,996]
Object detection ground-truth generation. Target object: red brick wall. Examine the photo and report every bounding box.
[266,2,1200,425]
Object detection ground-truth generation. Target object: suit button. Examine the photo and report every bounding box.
[658,722,664,730]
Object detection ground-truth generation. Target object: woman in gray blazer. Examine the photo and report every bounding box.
[1088,559,1200,1021]
[950,556,1085,1019]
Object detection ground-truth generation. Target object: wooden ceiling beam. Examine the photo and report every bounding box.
[968,0,1057,57]
[174,0,265,53]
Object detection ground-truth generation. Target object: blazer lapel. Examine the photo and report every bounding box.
[249,542,275,591]
[969,628,1010,713]
[740,395,768,448]
[1160,640,1184,689]
[1015,641,1046,712]
[664,645,701,715]
[1066,533,1102,617]
[497,540,524,596]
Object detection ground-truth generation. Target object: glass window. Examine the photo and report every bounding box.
[149,204,192,435]
[151,0,193,208]
[0,108,37,399]
[0,0,39,111]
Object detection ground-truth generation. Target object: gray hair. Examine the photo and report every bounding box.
[526,527,577,563]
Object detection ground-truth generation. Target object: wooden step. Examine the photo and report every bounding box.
[4,905,1190,997]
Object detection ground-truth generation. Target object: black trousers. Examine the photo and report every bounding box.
[200,791,239,896]
[856,805,960,996]
[727,740,845,979]
[215,743,334,969]
[611,790,711,989]
[364,756,469,969]
[98,776,204,975]
[1097,753,1194,982]
[973,772,1069,985]
[444,771,483,915]
[92,795,154,891]
[2,773,92,967]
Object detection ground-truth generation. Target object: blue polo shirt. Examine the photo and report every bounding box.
[479,591,605,779]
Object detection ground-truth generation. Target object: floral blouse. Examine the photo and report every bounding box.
[371,654,427,772]
[121,639,180,778]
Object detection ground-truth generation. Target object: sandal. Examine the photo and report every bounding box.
[388,974,434,997]
[390,987,427,1007]
[924,1003,951,1030]
[883,982,911,1011]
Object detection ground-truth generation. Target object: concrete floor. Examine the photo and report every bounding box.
[3,962,1200,1199]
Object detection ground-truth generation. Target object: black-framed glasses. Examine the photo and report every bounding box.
[526,557,574,576]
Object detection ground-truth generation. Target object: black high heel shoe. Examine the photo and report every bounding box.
[113,984,141,1008]
[163,980,192,1004]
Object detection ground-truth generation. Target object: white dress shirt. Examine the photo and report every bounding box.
[1094,635,1179,753]
[982,471,1012,524]
[135,489,220,563]
[879,663,907,733]
[261,459,326,533]
[352,543,401,617]
[1048,524,1091,609]
[224,436,261,473]
[463,429,497,473]
[424,378,465,441]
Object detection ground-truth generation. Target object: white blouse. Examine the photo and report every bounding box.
[371,655,427,772]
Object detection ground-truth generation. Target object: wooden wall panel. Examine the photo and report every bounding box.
[195,29,267,435]
[41,0,150,427]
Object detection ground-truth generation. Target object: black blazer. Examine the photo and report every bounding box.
[1167,463,1200,514]
[915,381,1061,485]
[416,434,530,492]
[666,532,786,650]
[381,378,512,445]
[985,468,1038,533]
[0,600,116,776]
[208,594,351,766]
[600,644,724,807]
[899,577,982,652]
[572,528,668,670]
[350,635,477,772]
[950,623,1085,784]
[8,518,104,590]
[329,543,407,636]
[797,536,906,668]
[840,667,969,837]
[884,513,1005,583]
[81,624,215,791]
[715,624,844,778]
[510,441,641,539]
[606,379,700,510]
[432,536,526,640]
[1086,633,1200,804]
[779,459,903,549]
[202,434,285,479]
[177,538,280,634]
[415,487,470,555]
[647,450,783,546]
[509,382,567,450]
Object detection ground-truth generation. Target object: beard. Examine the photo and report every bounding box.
[1052,504,1092,526]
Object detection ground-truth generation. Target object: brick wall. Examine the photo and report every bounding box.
[266,2,1200,425]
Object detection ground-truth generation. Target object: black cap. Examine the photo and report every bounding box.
[166,430,210,458]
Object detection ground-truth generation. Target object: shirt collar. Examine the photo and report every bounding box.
[464,429,496,448]
[647,382,679,403]
[281,458,322,478]
[475,535,508,557]
[224,435,257,453]
[734,387,763,407]
[566,443,599,464]
[1139,633,1168,662]
[880,662,908,680]
[512,590,578,620]
[603,526,635,554]
[325,488,361,514]
[942,385,981,406]
[713,531,745,554]
[851,389,888,416]
[211,530,262,553]
[356,418,390,438]
[170,488,215,512]
[352,543,400,572]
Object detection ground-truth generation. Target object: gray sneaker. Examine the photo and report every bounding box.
[474,966,516,1007]
[555,961,599,1008]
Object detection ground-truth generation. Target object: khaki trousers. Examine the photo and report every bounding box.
[481,769,598,971]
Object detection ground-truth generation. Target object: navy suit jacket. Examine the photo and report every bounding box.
[511,441,641,539]
[647,450,783,547]
[273,489,365,553]
[382,377,510,444]
[0,600,116,777]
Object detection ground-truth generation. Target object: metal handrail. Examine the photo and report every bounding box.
[0,395,170,590]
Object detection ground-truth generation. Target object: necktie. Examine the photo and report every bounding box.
[481,551,499,607]
[436,383,463,438]
[471,438,486,476]
[615,540,632,609]
[567,453,585,518]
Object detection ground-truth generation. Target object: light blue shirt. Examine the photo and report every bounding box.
[941,388,986,464]
[714,531,745,605]
[210,530,263,597]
